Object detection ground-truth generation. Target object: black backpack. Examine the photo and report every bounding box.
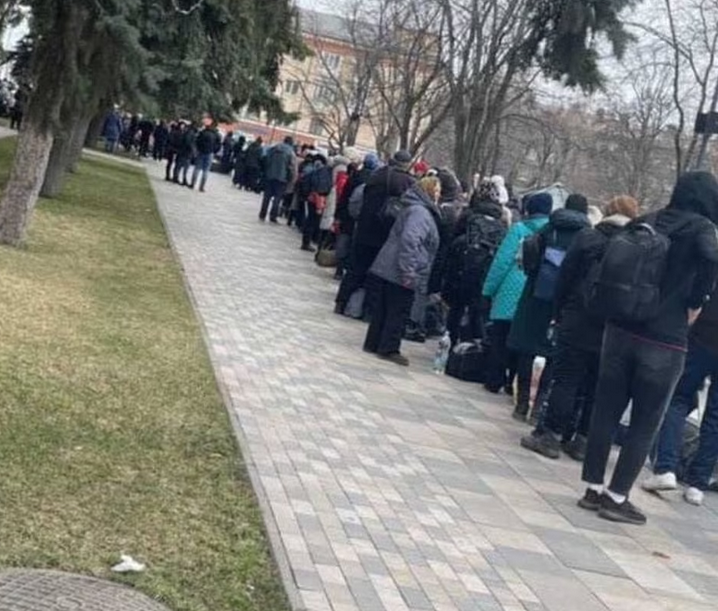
[584,216,670,322]
[461,214,505,290]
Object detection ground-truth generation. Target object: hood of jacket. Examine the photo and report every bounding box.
[550,208,590,231]
[600,214,632,228]
[402,184,437,212]
[668,171,718,224]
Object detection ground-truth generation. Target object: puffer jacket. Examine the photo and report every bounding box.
[482,215,549,321]
[264,142,295,183]
[371,185,441,292]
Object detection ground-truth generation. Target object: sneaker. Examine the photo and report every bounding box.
[684,487,705,506]
[520,431,561,459]
[598,494,647,525]
[562,435,587,462]
[642,472,677,493]
[577,488,602,511]
[378,352,410,367]
[270,218,279,224]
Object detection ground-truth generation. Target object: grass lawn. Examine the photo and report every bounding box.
[0,139,289,611]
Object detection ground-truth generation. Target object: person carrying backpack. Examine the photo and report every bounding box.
[508,194,591,421]
[520,196,639,461]
[443,188,507,346]
[578,172,718,525]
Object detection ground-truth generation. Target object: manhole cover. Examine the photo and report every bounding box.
[0,570,171,610]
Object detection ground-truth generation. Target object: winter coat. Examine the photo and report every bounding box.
[321,158,350,231]
[177,129,196,158]
[692,285,718,356]
[264,142,295,183]
[482,215,548,321]
[153,123,169,147]
[102,112,123,141]
[508,208,590,356]
[244,141,263,169]
[554,215,632,354]
[615,197,718,348]
[167,128,183,156]
[427,199,465,295]
[355,165,416,249]
[195,128,220,156]
[370,185,441,292]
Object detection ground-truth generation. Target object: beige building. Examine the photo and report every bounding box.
[235,9,381,152]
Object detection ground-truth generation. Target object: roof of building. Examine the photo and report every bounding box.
[299,8,374,45]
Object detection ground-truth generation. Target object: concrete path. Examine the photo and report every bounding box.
[147,162,718,611]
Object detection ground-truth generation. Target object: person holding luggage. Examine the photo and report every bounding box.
[579,171,718,525]
[364,177,442,366]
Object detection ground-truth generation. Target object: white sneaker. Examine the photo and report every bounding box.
[642,472,678,492]
[684,487,705,506]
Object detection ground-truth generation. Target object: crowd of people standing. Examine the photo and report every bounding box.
[100,111,718,527]
[247,138,718,528]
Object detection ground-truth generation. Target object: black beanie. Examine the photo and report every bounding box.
[565,193,589,214]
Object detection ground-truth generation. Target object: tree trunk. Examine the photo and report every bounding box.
[0,119,54,246]
[40,131,72,198]
[66,114,92,174]
[85,111,105,148]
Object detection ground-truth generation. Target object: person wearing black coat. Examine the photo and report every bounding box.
[243,138,263,192]
[508,194,591,421]
[442,193,507,346]
[335,151,416,315]
[165,122,182,181]
[578,172,718,526]
[173,123,196,186]
[232,135,246,186]
[152,120,170,161]
[137,116,155,157]
[521,196,639,462]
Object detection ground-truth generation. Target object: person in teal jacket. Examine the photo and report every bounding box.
[482,193,552,394]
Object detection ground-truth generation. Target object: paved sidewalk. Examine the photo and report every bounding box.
[148,165,718,611]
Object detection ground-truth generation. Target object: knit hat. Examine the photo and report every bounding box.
[413,159,430,177]
[565,193,589,214]
[363,153,379,170]
[437,168,460,202]
[525,193,553,216]
[392,150,412,167]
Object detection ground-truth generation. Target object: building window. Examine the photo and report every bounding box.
[309,117,324,136]
[322,53,341,71]
[284,80,300,95]
[313,84,336,104]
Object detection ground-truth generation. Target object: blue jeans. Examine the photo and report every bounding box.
[653,339,718,490]
[191,153,213,190]
[173,156,191,184]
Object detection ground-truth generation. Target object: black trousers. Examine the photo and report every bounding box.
[302,204,320,248]
[446,298,485,346]
[364,276,414,356]
[537,342,599,439]
[165,152,176,180]
[583,325,685,496]
[336,243,382,308]
[485,320,517,391]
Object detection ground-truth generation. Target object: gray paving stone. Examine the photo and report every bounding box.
[534,528,627,577]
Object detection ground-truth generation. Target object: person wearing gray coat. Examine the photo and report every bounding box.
[364,178,442,366]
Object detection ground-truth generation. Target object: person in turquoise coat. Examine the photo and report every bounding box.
[482,193,552,394]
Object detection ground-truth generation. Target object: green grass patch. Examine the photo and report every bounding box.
[0,139,289,611]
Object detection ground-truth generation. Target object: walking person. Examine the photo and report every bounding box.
[364,177,442,366]
[173,122,195,186]
[335,150,416,315]
[579,171,718,525]
[521,196,639,460]
[101,106,123,154]
[190,122,220,192]
[482,193,552,396]
[508,194,591,421]
[643,286,718,506]
[259,136,296,222]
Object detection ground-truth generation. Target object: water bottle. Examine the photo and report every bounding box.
[433,331,452,374]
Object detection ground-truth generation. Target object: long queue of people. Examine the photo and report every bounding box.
[253,140,718,527]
